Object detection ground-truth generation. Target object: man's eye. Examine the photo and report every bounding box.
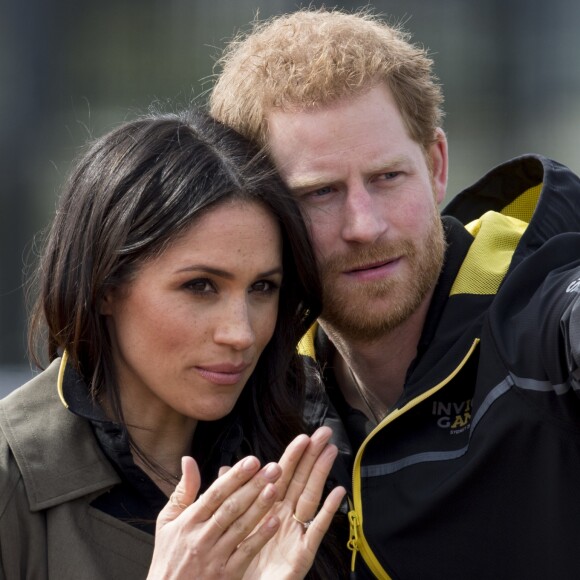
[311,186,333,196]
[298,186,334,202]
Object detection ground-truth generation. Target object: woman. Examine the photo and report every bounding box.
[0,110,345,578]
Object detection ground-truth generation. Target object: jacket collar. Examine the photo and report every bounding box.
[443,154,580,271]
[0,358,119,511]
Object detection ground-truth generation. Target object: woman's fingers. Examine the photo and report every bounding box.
[279,426,333,503]
[174,456,201,507]
[170,457,283,555]
[218,465,232,477]
[150,456,284,579]
[156,456,201,529]
[273,433,310,496]
[192,457,281,522]
[301,485,347,546]
[152,432,343,580]
[293,443,338,523]
[196,466,285,571]
[227,514,281,571]
[212,480,279,553]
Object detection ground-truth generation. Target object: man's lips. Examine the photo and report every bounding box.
[345,258,398,273]
[195,362,251,385]
[341,257,402,281]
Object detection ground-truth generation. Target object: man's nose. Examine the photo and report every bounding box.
[341,185,388,244]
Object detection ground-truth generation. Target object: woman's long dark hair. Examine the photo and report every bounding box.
[28,108,322,468]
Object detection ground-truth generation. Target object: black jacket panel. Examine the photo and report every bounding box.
[304,155,580,579]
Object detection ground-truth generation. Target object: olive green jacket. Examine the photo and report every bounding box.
[0,359,154,579]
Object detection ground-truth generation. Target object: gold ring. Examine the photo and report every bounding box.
[169,493,188,510]
[292,513,313,530]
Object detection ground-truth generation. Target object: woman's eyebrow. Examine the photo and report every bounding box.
[175,265,283,279]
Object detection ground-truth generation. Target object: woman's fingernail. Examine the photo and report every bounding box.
[242,456,259,471]
[312,427,330,443]
[323,444,338,460]
[263,462,280,479]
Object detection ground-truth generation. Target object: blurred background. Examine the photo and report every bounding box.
[2,0,580,395]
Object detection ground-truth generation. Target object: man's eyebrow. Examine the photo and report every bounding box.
[286,155,415,192]
[366,154,413,173]
[287,177,332,192]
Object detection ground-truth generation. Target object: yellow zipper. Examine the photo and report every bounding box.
[347,506,360,572]
[348,338,480,578]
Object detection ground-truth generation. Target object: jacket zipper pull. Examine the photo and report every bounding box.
[347,509,361,575]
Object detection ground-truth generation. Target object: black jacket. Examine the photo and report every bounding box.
[303,155,580,579]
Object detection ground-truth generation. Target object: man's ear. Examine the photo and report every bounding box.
[428,128,448,205]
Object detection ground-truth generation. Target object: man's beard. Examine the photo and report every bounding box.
[318,211,446,342]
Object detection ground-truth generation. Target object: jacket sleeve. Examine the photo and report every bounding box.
[561,279,580,391]
[490,233,580,394]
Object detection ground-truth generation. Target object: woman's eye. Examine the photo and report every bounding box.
[184,278,215,294]
[251,280,279,294]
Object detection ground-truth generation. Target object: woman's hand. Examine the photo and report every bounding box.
[244,427,347,579]
[147,455,283,579]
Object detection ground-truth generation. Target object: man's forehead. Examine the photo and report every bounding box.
[277,154,417,193]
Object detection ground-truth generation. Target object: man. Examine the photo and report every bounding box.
[210,9,580,579]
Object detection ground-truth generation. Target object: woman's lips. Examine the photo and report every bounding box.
[195,363,250,385]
